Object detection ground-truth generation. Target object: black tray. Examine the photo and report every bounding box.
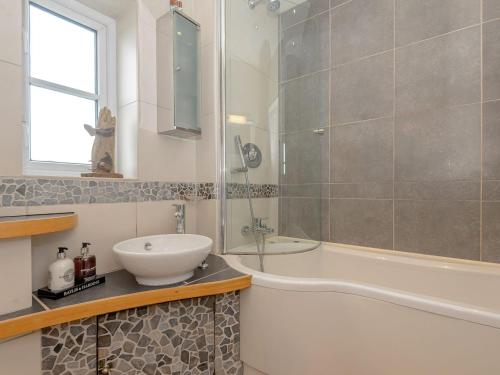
[37,275,106,300]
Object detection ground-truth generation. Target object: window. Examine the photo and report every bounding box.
[25,0,116,176]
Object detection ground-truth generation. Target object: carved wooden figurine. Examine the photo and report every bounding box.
[81,107,123,178]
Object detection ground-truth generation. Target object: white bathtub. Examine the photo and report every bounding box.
[224,242,500,375]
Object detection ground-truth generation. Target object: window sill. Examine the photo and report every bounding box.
[24,161,92,178]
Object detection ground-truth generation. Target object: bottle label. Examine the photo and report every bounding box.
[80,266,96,282]
[63,269,75,282]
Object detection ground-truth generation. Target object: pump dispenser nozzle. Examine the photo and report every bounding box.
[81,242,92,257]
[57,247,68,259]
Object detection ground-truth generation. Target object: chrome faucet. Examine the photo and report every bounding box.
[173,204,185,234]
[242,217,274,236]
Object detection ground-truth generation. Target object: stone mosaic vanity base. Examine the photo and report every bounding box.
[41,317,97,375]
[215,292,243,375]
[41,293,243,375]
[97,297,215,375]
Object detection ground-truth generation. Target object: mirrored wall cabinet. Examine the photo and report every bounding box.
[157,10,201,139]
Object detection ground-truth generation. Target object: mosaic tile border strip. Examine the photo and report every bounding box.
[0,178,278,207]
[226,183,278,199]
[0,177,216,207]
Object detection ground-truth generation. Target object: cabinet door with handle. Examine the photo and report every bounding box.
[97,297,215,375]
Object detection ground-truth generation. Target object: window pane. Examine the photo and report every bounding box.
[30,86,95,164]
[30,4,97,93]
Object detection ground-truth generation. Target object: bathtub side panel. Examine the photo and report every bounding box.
[240,285,500,375]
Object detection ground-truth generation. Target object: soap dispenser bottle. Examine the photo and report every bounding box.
[48,247,75,292]
[74,242,96,284]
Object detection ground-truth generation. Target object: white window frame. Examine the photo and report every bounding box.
[23,0,117,177]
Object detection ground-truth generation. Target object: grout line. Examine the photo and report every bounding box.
[329,22,482,75]
[280,101,482,137]
[279,0,356,34]
[482,16,500,25]
[326,197,480,202]
[480,0,484,262]
[184,267,230,285]
[280,67,331,85]
[280,8,331,33]
[395,22,481,51]
[392,0,396,251]
[282,19,481,87]
[330,0,354,11]
[331,115,395,128]
[483,98,500,104]
[327,4,332,242]
[332,48,395,69]
[32,294,50,311]
[280,115,395,136]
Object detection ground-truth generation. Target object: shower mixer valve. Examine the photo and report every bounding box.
[242,217,274,236]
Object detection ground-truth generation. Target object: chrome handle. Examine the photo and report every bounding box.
[253,217,269,226]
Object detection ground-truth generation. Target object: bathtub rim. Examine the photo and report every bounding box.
[223,242,500,330]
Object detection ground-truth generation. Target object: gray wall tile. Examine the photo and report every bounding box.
[331,51,394,124]
[483,100,500,179]
[281,70,330,133]
[395,200,480,260]
[396,27,481,116]
[395,181,480,201]
[483,20,500,101]
[395,0,480,47]
[331,117,394,183]
[395,103,481,181]
[280,183,329,198]
[331,199,393,248]
[483,180,500,201]
[482,202,500,262]
[276,0,498,264]
[280,0,330,30]
[484,0,500,22]
[280,12,330,81]
[332,0,394,65]
[280,197,327,240]
[281,128,329,185]
[330,182,393,199]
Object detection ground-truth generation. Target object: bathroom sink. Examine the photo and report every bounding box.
[113,234,212,286]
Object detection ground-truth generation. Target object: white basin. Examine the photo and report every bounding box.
[113,234,212,286]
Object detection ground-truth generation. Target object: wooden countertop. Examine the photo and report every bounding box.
[0,255,251,340]
[0,212,77,240]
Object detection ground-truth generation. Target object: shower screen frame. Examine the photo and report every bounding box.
[218,0,323,256]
